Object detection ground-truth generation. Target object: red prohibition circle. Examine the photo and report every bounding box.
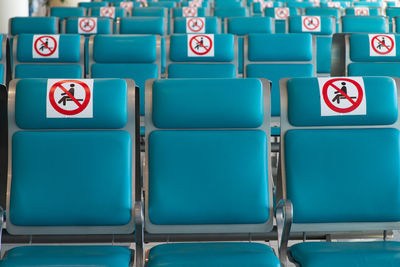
[101,7,114,17]
[371,35,394,55]
[34,36,57,57]
[275,8,289,19]
[187,18,204,32]
[303,16,320,30]
[79,18,96,33]
[355,8,368,16]
[322,78,363,113]
[189,35,212,55]
[49,80,91,116]
[184,7,196,16]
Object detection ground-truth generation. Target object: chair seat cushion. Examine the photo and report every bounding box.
[290,241,400,267]
[147,242,280,267]
[0,246,131,266]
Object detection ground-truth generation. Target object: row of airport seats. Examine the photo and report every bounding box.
[1,75,400,266]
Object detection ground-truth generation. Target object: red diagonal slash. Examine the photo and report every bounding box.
[58,84,82,108]
[38,38,54,53]
[193,37,208,50]
[329,83,356,105]
[375,38,391,51]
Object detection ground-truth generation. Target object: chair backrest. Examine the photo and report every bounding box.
[166,34,238,78]
[9,17,59,36]
[7,78,136,235]
[0,35,5,84]
[118,17,166,35]
[341,15,388,33]
[279,76,400,232]
[353,1,382,7]
[265,7,300,33]
[50,7,86,21]
[172,17,220,34]
[172,7,208,17]
[144,78,274,234]
[132,7,168,17]
[252,2,283,16]
[287,2,315,8]
[214,6,248,19]
[227,16,274,35]
[89,34,161,116]
[244,33,316,119]
[78,2,108,8]
[89,7,126,19]
[148,1,177,8]
[63,17,113,34]
[331,33,400,77]
[345,7,380,16]
[13,34,85,79]
[386,8,400,32]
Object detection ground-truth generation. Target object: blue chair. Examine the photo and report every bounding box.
[215,0,243,7]
[331,33,400,77]
[148,1,177,8]
[78,2,108,8]
[172,17,220,34]
[181,1,210,8]
[320,1,349,8]
[141,78,280,267]
[12,34,85,79]
[89,7,126,19]
[345,7,380,16]
[0,35,5,84]
[227,16,274,73]
[50,7,86,21]
[341,16,388,33]
[89,34,161,117]
[305,7,341,32]
[63,17,114,34]
[277,76,400,266]
[288,15,336,76]
[214,6,248,32]
[244,33,316,135]
[172,7,208,17]
[132,7,169,34]
[1,78,137,266]
[9,17,59,36]
[386,8,400,32]
[252,2,283,16]
[287,2,316,8]
[353,1,383,7]
[118,17,166,35]
[265,7,300,33]
[166,34,238,78]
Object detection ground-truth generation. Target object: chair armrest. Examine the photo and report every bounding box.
[134,201,144,267]
[275,199,293,266]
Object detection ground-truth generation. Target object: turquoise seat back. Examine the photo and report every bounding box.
[119,17,166,35]
[10,17,59,36]
[345,7,380,16]
[173,17,220,34]
[64,17,113,34]
[265,7,299,33]
[341,16,388,33]
[13,34,84,79]
[252,2,283,15]
[386,8,400,32]
[7,78,136,235]
[244,33,316,117]
[214,7,248,32]
[167,34,237,78]
[280,77,400,232]
[172,7,207,17]
[78,2,108,8]
[144,78,274,234]
[305,7,340,31]
[132,7,167,17]
[50,7,86,20]
[90,35,161,116]
[353,1,382,7]
[89,7,126,19]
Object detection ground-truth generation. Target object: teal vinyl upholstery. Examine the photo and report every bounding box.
[90,35,160,116]
[144,77,279,266]
[305,7,340,31]
[287,2,315,8]
[78,2,108,8]
[119,17,165,35]
[342,16,388,33]
[167,34,236,78]
[14,34,84,79]
[252,2,283,15]
[214,6,248,32]
[90,7,125,18]
[132,7,167,17]
[148,1,177,8]
[354,1,382,7]
[10,17,59,36]
[245,33,315,117]
[281,77,400,267]
[50,7,85,20]
[173,17,219,33]
[386,8,400,32]
[345,7,380,16]
[265,8,299,33]
[65,17,113,34]
[0,246,132,267]
[172,7,207,17]
[147,243,281,267]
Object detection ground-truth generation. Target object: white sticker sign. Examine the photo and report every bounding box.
[327,2,341,8]
[120,1,133,12]
[186,17,205,33]
[354,7,369,16]
[275,8,289,20]
[318,77,366,116]
[262,1,274,9]
[46,79,94,118]
[100,7,115,18]
[78,17,97,34]
[183,7,198,17]
[369,34,396,57]
[188,34,214,57]
[189,1,202,7]
[302,16,321,32]
[33,35,59,59]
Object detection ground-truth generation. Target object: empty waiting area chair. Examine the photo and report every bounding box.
[341,16,388,33]
[118,17,166,35]
[172,16,220,34]
[9,17,59,36]
[50,7,86,21]
[278,76,400,266]
[141,78,280,267]
[12,34,85,79]
[0,78,137,266]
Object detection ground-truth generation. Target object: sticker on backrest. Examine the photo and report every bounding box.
[309,0,320,6]
[318,77,366,116]
[275,8,289,20]
[369,34,396,57]
[47,79,93,118]
[78,17,97,34]
[302,16,321,32]
[33,35,59,59]
[183,7,198,17]
[354,7,369,16]
[120,1,133,12]
[187,34,214,57]
[189,1,202,8]
[262,1,274,10]
[136,0,147,7]
[186,17,205,33]
[100,7,115,18]
[327,2,341,8]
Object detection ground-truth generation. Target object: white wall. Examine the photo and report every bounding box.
[0,0,29,34]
